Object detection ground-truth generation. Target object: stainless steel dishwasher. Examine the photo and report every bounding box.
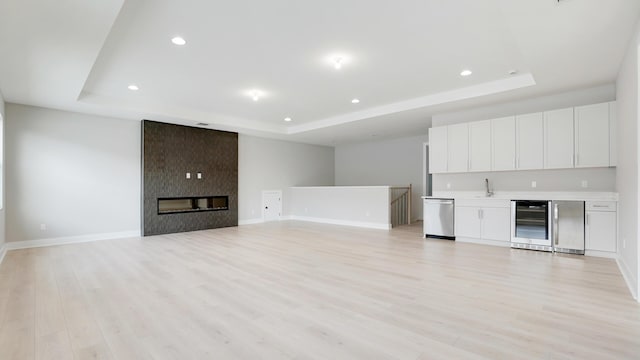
[423,198,455,239]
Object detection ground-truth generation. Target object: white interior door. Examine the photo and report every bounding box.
[262,190,282,222]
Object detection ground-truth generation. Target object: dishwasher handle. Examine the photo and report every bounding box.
[426,200,454,205]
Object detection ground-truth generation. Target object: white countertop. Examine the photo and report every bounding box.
[422,191,618,201]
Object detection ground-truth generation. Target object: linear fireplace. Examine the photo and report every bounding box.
[142,120,238,236]
[158,196,229,215]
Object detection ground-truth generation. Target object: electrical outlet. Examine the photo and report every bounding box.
[251,209,255,215]
[366,211,370,217]
[446,182,451,189]
[186,172,191,179]
[40,223,47,231]
[581,180,588,188]
[197,172,202,179]
[304,207,308,213]
[531,181,537,188]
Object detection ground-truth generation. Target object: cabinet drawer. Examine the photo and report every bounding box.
[586,201,616,212]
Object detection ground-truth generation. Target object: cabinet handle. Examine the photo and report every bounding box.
[553,204,559,246]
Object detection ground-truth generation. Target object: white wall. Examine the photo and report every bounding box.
[290,186,390,229]
[5,105,336,241]
[238,135,334,223]
[0,90,5,249]
[335,134,428,221]
[616,20,640,300]
[5,104,141,242]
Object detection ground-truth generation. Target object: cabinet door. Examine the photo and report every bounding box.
[575,102,610,168]
[455,207,481,238]
[609,101,617,167]
[544,108,574,169]
[469,120,491,172]
[447,123,469,173]
[428,126,447,173]
[480,207,511,242]
[491,116,516,171]
[585,211,617,252]
[516,113,544,170]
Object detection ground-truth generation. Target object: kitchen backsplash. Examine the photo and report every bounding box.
[433,168,616,192]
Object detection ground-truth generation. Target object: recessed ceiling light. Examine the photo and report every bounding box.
[171,36,186,46]
[460,69,473,77]
[284,117,292,122]
[127,84,139,91]
[333,57,344,70]
[351,98,360,104]
[247,90,263,101]
[327,54,350,70]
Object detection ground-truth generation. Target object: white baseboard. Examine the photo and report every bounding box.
[239,215,294,225]
[0,243,7,266]
[238,218,264,225]
[616,256,638,301]
[5,230,141,251]
[585,249,618,259]
[455,237,511,247]
[288,215,391,230]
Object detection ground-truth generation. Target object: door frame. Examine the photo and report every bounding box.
[262,190,282,222]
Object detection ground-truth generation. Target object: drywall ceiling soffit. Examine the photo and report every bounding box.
[0,0,638,145]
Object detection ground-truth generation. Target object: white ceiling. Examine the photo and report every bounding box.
[0,0,638,145]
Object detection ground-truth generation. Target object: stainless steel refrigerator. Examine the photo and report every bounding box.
[551,201,585,254]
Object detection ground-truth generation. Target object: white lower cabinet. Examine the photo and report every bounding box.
[585,201,617,256]
[455,206,482,238]
[481,207,511,242]
[455,199,511,245]
[451,197,617,256]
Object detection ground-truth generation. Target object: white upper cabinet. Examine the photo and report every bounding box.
[516,112,544,170]
[469,120,491,172]
[447,123,469,173]
[427,100,614,175]
[491,116,516,171]
[609,101,617,167]
[428,126,447,173]
[544,108,574,169]
[575,102,610,168]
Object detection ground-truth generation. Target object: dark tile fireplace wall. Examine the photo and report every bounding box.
[142,120,238,236]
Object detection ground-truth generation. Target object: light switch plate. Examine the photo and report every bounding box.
[446,182,451,189]
[531,181,537,188]
[186,172,191,179]
[197,172,202,179]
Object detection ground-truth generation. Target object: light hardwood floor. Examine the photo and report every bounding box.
[0,221,638,359]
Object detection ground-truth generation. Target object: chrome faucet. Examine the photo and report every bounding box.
[485,178,494,197]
